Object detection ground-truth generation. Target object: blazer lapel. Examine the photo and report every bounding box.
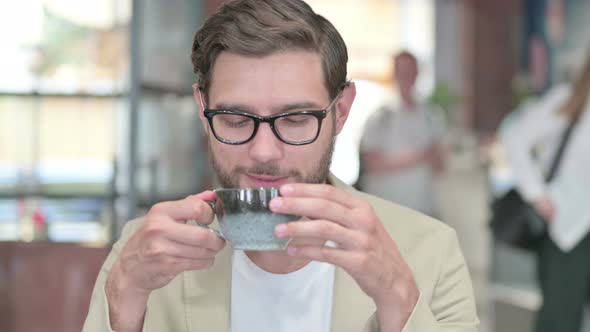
[331,267,376,332]
[183,219,232,331]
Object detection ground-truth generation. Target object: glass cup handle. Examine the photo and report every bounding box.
[195,222,225,239]
[191,201,225,240]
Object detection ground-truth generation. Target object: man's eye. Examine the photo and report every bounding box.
[224,119,249,128]
[218,115,250,128]
[280,115,312,126]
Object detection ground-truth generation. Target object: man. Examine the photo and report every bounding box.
[359,52,446,217]
[83,1,478,331]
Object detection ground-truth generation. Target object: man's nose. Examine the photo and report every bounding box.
[248,123,284,163]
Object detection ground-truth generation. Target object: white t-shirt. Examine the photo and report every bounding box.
[230,250,335,332]
[360,104,444,216]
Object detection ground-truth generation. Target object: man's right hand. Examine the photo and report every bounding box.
[106,190,226,332]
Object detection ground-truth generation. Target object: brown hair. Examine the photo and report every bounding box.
[560,50,590,121]
[191,0,348,100]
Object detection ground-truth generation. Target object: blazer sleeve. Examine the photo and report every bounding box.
[82,219,145,332]
[364,229,479,332]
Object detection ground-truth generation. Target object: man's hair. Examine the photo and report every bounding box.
[394,50,418,68]
[191,0,348,100]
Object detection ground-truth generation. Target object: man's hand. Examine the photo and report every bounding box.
[106,191,226,332]
[270,184,419,331]
[534,195,556,224]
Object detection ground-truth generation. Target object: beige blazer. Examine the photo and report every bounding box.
[83,175,479,331]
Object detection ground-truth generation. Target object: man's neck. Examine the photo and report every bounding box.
[244,249,312,274]
[245,236,327,273]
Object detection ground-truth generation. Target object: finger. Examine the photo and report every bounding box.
[161,238,219,260]
[166,257,215,274]
[149,191,216,223]
[286,245,362,272]
[270,197,359,229]
[279,183,363,209]
[149,218,226,251]
[171,223,226,251]
[275,220,365,250]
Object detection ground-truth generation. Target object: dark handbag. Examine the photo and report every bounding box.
[489,118,577,251]
[489,188,546,250]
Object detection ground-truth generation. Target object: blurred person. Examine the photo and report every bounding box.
[358,51,446,217]
[82,1,478,331]
[501,51,590,332]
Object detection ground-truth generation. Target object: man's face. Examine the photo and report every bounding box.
[394,55,418,96]
[197,51,354,188]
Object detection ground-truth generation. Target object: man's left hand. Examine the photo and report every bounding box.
[270,183,419,330]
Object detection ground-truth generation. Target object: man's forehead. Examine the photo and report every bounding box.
[209,51,324,85]
[206,51,330,110]
[395,55,417,69]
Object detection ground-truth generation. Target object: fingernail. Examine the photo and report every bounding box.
[287,246,297,255]
[269,197,282,210]
[275,223,287,236]
[280,185,294,195]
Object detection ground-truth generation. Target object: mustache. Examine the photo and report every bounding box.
[235,163,300,178]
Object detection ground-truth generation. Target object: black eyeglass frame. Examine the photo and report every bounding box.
[202,89,344,146]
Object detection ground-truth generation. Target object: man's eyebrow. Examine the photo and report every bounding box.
[212,103,256,113]
[212,101,324,114]
[274,102,323,113]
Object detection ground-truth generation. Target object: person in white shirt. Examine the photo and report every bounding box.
[501,51,590,332]
[359,52,445,217]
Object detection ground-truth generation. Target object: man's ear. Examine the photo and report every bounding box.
[334,82,356,135]
[193,83,209,133]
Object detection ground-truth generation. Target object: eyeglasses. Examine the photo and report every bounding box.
[202,89,343,145]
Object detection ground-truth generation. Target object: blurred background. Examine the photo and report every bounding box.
[0,0,589,331]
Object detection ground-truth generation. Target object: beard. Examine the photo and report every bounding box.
[208,134,336,188]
